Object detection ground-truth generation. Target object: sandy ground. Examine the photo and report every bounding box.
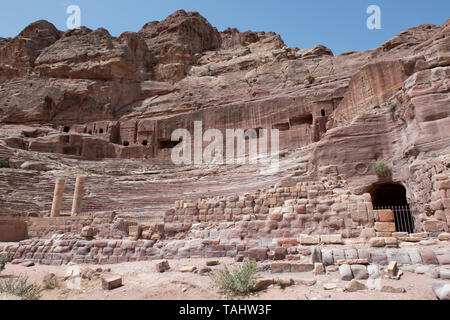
[0,258,446,300]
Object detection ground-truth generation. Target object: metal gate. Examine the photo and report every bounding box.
[374,205,415,234]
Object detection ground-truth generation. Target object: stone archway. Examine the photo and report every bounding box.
[370,183,415,233]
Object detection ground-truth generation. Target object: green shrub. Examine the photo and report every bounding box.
[0,253,11,272]
[0,276,42,300]
[387,102,397,113]
[373,161,390,177]
[0,158,9,168]
[431,153,440,158]
[277,278,295,289]
[210,259,257,298]
[43,273,59,290]
[306,75,315,84]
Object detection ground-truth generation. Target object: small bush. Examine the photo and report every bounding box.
[241,41,249,46]
[387,102,397,113]
[210,259,258,298]
[431,153,440,158]
[43,273,59,290]
[0,276,42,300]
[0,158,9,168]
[306,75,315,84]
[0,253,11,272]
[373,161,390,177]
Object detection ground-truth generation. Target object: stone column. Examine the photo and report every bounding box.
[51,178,65,217]
[71,176,86,216]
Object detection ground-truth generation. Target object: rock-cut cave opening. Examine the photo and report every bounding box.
[369,183,415,233]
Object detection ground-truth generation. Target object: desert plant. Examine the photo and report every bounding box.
[43,273,59,290]
[387,102,397,114]
[306,75,315,84]
[210,259,258,298]
[431,153,440,158]
[0,253,11,273]
[0,158,9,168]
[373,161,390,177]
[0,276,42,300]
[277,278,295,290]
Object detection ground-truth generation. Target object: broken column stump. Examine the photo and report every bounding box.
[71,175,86,217]
[51,178,65,217]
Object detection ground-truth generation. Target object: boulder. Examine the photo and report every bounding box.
[339,264,353,281]
[368,265,381,279]
[206,260,220,266]
[344,280,367,292]
[248,247,269,261]
[438,233,450,241]
[380,285,406,293]
[432,282,450,300]
[351,265,369,280]
[156,260,170,273]
[180,266,197,273]
[252,279,275,291]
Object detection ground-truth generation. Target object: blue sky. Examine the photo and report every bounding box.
[1,0,449,54]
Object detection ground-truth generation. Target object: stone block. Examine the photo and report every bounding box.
[290,263,314,273]
[420,249,439,265]
[270,262,291,273]
[300,234,320,245]
[368,265,381,279]
[422,220,446,232]
[101,274,122,290]
[437,254,450,265]
[369,237,385,247]
[322,250,334,266]
[339,264,353,281]
[370,251,388,265]
[378,210,394,222]
[386,249,411,265]
[314,263,325,275]
[375,222,396,232]
[407,249,423,264]
[248,247,269,261]
[350,265,369,280]
[156,260,170,273]
[320,234,343,245]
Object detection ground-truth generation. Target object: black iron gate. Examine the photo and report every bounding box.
[374,205,415,234]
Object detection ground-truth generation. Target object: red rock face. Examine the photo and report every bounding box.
[0,11,448,235]
[139,10,221,81]
[0,20,61,83]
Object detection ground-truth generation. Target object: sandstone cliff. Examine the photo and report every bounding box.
[0,10,449,236]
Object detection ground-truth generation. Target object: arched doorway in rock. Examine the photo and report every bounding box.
[370,183,415,233]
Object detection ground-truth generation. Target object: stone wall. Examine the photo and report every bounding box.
[407,156,450,233]
[163,179,374,239]
[0,218,28,242]
[1,233,449,269]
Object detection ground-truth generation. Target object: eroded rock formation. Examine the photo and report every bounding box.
[0,11,449,257]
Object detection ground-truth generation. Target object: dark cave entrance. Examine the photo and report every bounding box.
[370,183,415,233]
